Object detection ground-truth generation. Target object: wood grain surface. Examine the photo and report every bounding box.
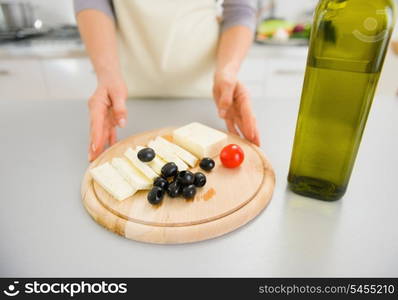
[81,127,275,244]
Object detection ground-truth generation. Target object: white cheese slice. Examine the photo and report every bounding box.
[90,162,136,201]
[111,157,152,190]
[136,146,166,175]
[148,140,188,171]
[172,122,227,158]
[155,136,198,167]
[124,148,158,181]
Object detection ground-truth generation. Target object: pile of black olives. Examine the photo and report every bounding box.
[146,154,215,205]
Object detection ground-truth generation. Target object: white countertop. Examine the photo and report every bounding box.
[1,89,397,277]
[0,37,309,59]
[0,36,86,59]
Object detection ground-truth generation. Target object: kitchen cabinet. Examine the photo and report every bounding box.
[239,47,307,100]
[243,45,398,100]
[263,58,306,99]
[1,44,309,101]
[239,57,267,99]
[239,57,268,82]
[0,57,96,101]
[2,44,395,102]
[0,59,47,100]
[41,58,96,100]
[377,50,398,97]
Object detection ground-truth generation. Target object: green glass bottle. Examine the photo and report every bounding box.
[288,0,396,201]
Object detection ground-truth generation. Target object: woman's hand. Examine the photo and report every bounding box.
[88,74,128,162]
[76,10,126,162]
[213,71,260,146]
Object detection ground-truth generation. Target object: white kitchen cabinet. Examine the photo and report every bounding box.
[0,57,96,101]
[0,59,47,100]
[244,82,266,99]
[239,57,268,83]
[41,58,96,100]
[376,49,398,97]
[0,45,312,102]
[264,58,306,99]
[239,46,308,100]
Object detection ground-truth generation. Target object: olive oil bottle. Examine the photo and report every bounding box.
[288,0,396,201]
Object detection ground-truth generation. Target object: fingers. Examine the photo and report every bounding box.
[235,82,257,142]
[244,115,261,146]
[233,82,261,146]
[216,77,236,119]
[225,118,239,136]
[87,82,126,162]
[109,87,127,128]
[89,114,117,162]
[252,126,261,146]
[88,97,108,162]
[219,79,262,146]
[109,127,117,146]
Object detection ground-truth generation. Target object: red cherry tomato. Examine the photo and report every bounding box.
[220,144,244,168]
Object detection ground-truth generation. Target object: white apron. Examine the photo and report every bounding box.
[113,0,219,98]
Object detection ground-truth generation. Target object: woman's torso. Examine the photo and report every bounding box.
[113,0,220,98]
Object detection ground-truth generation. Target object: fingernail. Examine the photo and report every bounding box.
[219,109,227,118]
[88,153,92,161]
[119,118,126,128]
[91,143,96,152]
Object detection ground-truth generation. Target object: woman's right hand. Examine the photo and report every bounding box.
[88,74,128,162]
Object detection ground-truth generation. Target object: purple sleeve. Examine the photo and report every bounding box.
[222,0,257,32]
[73,0,115,21]
[73,0,256,31]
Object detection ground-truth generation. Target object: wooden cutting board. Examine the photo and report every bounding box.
[81,127,275,244]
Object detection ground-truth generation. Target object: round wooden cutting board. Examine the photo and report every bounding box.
[81,127,275,244]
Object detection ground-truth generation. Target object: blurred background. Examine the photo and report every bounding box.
[1,0,397,101]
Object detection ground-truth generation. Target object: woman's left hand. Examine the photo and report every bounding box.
[213,71,260,146]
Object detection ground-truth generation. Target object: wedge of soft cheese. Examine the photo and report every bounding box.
[172,122,227,158]
[148,140,188,171]
[136,145,166,175]
[124,148,158,181]
[90,162,136,201]
[155,136,198,167]
[111,157,152,190]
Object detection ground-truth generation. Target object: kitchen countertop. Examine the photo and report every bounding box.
[0,27,85,59]
[0,40,86,59]
[1,91,397,277]
[0,38,306,59]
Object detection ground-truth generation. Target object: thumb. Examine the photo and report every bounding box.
[217,80,235,119]
[109,88,127,128]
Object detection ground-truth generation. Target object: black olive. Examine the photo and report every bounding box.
[176,170,195,186]
[167,181,182,198]
[182,185,196,199]
[193,172,206,187]
[199,158,215,172]
[147,186,164,205]
[172,171,180,182]
[153,177,169,190]
[137,148,156,162]
[161,162,178,178]
[174,171,184,184]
